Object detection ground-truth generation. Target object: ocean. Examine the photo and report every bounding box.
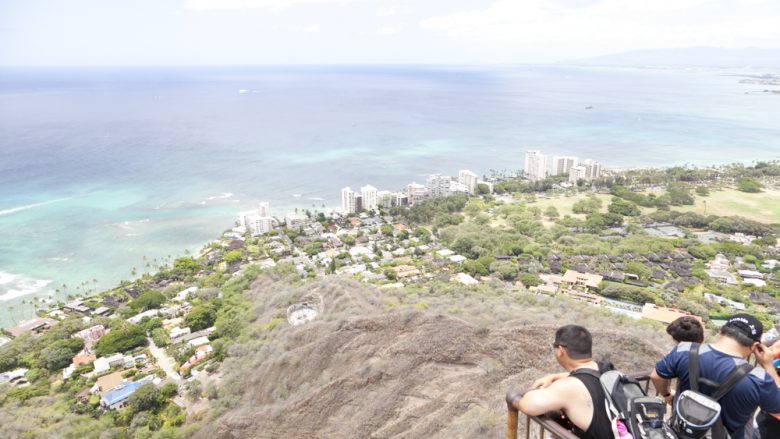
[1,65,779,327]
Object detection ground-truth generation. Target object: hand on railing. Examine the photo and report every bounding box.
[505,371,653,439]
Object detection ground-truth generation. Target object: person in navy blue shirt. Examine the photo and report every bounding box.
[651,314,780,439]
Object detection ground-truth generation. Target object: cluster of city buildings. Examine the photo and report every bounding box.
[237,202,274,236]
[523,150,602,183]
[340,170,491,214]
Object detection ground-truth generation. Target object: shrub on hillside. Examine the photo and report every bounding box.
[130,291,166,312]
[184,303,218,332]
[736,178,762,193]
[601,282,659,304]
[41,338,84,372]
[95,325,147,357]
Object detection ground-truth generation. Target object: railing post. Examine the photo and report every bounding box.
[506,390,522,439]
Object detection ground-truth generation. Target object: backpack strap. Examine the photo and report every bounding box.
[571,368,601,379]
[688,343,702,392]
[711,362,753,401]
[686,343,753,439]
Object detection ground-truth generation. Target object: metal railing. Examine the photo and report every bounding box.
[506,372,653,439]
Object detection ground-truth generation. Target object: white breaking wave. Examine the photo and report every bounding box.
[206,192,233,201]
[112,218,151,230]
[0,271,52,302]
[0,198,71,217]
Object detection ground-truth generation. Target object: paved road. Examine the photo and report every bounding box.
[148,337,181,381]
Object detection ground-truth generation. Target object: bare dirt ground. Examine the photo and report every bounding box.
[193,276,667,439]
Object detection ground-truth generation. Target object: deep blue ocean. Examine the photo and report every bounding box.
[1,65,779,326]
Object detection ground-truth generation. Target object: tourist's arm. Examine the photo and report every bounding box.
[531,372,569,389]
[754,343,780,388]
[517,379,570,416]
[651,369,673,404]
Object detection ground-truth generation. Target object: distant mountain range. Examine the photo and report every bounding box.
[567,47,780,69]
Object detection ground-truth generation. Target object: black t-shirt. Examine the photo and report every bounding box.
[568,368,614,439]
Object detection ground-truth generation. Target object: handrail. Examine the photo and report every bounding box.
[506,372,653,439]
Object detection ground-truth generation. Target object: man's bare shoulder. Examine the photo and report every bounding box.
[548,375,587,395]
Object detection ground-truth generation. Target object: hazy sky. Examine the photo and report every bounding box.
[1,0,779,66]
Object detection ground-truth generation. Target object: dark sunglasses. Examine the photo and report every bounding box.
[553,342,567,348]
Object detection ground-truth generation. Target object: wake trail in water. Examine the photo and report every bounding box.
[0,198,71,217]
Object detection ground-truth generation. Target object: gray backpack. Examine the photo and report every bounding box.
[668,343,753,439]
[599,369,676,439]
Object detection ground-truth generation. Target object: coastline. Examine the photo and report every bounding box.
[3,157,780,329]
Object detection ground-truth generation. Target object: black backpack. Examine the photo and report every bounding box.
[668,343,753,439]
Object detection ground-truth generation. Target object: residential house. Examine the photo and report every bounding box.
[63,300,91,315]
[0,368,28,386]
[92,371,125,394]
[100,376,155,410]
[179,345,214,373]
[705,269,737,285]
[641,304,703,325]
[561,270,603,289]
[454,272,479,285]
[92,306,111,317]
[170,327,191,339]
[561,289,603,305]
[392,265,421,279]
[101,296,123,308]
[171,327,216,345]
[93,353,126,374]
[188,336,210,348]
[73,353,97,367]
[3,317,58,338]
[703,293,746,311]
[174,286,199,302]
[127,309,160,324]
[73,325,106,353]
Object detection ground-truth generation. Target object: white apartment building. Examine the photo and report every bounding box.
[568,165,588,183]
[581,159,602,180]
[407,182,429,206]
[246,215,273,235]
[377,190,394,208]
[258,202,270,217]
[524,150,548,181]
[360,185,378,211]
[458,170,479,194]
[341,187,357,214]
[450,181,471,195]
[551,156,578,176]
[426,174,452,198]
[285,213,305,229]
[394,192,408,207]
[237,204,275,235]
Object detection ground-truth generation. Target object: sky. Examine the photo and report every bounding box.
[1,0,780,66]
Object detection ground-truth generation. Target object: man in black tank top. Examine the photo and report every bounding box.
[516,325,614,439]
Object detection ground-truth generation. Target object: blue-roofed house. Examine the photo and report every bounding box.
[100,376,155,410]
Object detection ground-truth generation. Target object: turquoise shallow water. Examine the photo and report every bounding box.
[1,65,779,327]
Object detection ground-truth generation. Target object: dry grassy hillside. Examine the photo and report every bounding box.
[195,275,670,438]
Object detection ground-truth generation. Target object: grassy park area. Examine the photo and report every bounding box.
[676,188,780,225]
[531,193,612,218]
[501,186,780,228]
